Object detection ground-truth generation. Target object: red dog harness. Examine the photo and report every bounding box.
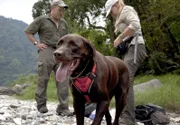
[72,64,96,102]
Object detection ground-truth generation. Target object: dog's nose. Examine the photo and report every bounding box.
[54,51,62,58]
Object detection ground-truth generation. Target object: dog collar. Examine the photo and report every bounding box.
[69,61,89,80]
[72,64,96,102]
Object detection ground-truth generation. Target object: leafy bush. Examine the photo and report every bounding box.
[148,51,180,75]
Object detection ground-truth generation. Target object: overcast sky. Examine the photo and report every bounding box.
[0,0,106,27]
[0,0,37,24]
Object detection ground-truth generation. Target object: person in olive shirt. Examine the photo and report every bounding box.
[24,0,73,116]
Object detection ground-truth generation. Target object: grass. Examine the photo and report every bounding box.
[12,74,74,105]
[11,73,180,112]
[134,74,180,112]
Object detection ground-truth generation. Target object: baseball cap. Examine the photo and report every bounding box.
[51,0,68,9]
[105,0,118,17]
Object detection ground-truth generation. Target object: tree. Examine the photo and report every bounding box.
[32,0,51,19]
[31,0,180,74]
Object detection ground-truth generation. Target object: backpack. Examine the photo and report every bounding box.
[135,104,170,125]
[116,36,134,55]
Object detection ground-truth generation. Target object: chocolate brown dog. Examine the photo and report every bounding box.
[54,34,129,125]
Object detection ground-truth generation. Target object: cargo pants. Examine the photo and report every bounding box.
[120,44,147,125]
[35,47,69,110]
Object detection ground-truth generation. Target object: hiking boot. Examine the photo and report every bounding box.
[56,109,74,116]
[37,105,48,113]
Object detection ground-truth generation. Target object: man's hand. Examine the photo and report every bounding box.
[35,43,48,50]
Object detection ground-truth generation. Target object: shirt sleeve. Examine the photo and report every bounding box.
[24,16,42,35]
[121,7,141,31]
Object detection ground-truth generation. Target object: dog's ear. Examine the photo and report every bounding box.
[82,38,96,58]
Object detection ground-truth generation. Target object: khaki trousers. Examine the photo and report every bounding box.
[35,47,69,109]
[120,44,147,124]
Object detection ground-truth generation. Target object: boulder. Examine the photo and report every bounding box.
[134,79,162,93]
[12,84,22,95]
[0,87,15,95]
[0,83,29,96]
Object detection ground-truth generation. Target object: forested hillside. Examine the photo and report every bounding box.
[0,16,37,85]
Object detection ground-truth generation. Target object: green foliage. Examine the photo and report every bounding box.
[140,0,180,64]
[31,0,180,75]
[10,74,37,86]
[32,0,51,19]
[170,21,180,42]
[135,0,180,75]
[135,74,180,112]
[148,52,180,75]
[79,29,114,56]
[65,0,106,28]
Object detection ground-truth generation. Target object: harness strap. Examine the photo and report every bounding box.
[72,64,96,102]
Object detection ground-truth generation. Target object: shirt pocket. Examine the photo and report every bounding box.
[59,24,68,36]
[37,61,43,77]
[40,22,55,40]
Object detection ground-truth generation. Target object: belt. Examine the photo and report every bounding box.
[49,46,57,49]
[133,33,143,37]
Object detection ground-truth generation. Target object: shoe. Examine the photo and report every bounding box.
[38,106,48,113]
[56,109,74,116]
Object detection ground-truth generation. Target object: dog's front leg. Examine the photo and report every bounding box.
[73,99,85,125]
[91,101,110,125]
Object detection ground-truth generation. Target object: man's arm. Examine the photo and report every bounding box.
[24,31,47,50]
[24,31,38,45]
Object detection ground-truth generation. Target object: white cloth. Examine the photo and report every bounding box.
[116,6,145,45]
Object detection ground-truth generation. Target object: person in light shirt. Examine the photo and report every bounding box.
[105,0,147,124]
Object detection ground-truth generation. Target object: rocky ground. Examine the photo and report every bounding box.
[0,95,180,125]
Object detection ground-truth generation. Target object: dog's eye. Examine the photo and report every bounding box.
[81,53,87,57]
[57,40,63,46]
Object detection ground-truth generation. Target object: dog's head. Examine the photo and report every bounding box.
[54,34,95,83]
